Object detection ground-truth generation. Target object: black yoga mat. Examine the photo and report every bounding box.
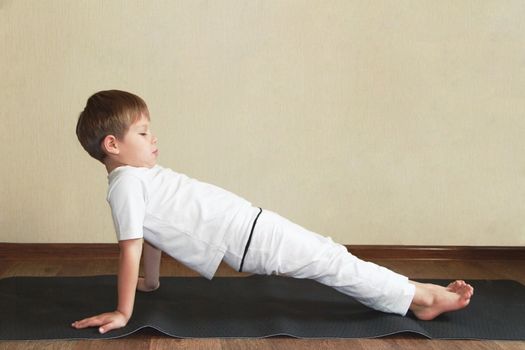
[1,275,524,341]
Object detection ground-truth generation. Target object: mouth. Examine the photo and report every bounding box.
[153,149,159,156]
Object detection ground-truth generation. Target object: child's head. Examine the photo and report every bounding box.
[76,90,151,164]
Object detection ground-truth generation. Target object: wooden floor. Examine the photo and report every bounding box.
[1,256,524,350]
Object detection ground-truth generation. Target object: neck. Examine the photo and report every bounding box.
[104,158,124,174]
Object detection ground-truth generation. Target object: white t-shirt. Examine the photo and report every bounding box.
[107,165,255,279]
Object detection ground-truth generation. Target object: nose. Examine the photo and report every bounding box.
[152,135,158,144]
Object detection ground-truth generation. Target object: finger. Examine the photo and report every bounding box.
[72,318,100,329]
[72,317,92,329]
[99,319,124,334]
[72,315,109,329]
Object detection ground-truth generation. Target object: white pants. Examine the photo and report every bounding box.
[223,208,415,316]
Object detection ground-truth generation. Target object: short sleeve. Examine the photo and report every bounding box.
[107,175,146,241]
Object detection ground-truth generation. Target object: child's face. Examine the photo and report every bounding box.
[114,114,159,168]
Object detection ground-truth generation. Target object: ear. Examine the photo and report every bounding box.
[101,135,120,155]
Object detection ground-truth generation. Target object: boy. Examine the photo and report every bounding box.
[72,90,473,334]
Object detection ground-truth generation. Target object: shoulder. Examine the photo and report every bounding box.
[107,166,149,202]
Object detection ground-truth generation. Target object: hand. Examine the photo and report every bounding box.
[137,277,160,292]
[71,310,129,334]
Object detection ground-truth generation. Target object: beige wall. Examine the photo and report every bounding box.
[1,1,524,245]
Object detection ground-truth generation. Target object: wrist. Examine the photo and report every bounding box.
[116,308,132,322]
[145,279,160,291]
[138,277,160,292]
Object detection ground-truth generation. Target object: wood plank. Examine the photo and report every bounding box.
[347,245,525,260]
[1,243,524,261]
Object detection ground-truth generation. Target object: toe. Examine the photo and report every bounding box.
[446,280,462,291]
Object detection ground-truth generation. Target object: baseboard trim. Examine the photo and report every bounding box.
[0,243,524,261]
[0,243,120,260]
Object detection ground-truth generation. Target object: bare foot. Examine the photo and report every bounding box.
[409,280,474,320]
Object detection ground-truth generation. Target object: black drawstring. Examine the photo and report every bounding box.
[239,207,263,272]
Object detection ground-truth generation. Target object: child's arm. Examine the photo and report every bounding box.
[71,238,142,334]
[137,240,162,292]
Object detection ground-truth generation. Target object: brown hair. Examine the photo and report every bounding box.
[76,90,150,163]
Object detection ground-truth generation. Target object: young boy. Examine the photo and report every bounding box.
[72,90,473,334]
